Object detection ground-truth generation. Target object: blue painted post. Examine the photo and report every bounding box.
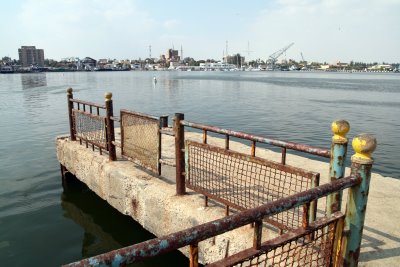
[327,120,350,216]
[342,134,376,267]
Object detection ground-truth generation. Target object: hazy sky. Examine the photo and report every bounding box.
[1,0,399,63]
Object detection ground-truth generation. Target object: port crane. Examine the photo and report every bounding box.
[300,52,308,70]
[266,42,294,70]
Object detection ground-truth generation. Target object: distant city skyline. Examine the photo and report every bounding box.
[1,0,400,63]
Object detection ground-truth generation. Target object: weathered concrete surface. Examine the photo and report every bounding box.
[56,132,400,266]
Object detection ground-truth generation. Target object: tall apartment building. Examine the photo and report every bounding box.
[18,46,45,67]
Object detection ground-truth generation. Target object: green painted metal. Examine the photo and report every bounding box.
[342,161,373,267]
[327,142,348,215]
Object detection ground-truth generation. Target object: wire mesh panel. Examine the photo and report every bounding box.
[120,110,160,173]
[210,214,344,267]
[73,110,107,149]
[185,141,319,230]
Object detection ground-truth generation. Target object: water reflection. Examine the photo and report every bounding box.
[61,174,189,266]
[21,73,47,90]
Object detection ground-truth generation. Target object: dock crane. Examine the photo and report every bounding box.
[300,52,308,70]
[267,42,294,70]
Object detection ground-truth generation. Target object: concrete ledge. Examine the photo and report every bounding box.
[56,136,268,263]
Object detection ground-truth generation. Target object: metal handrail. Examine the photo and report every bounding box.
[181,120,331,159]
[63,175,359,267]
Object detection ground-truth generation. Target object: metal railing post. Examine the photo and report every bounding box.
[189,243,199,267]
[174,113,185,195]
[327,120,349,215]
[67,88,76,141]
[342,134,376,267]
[105,92,116,161]
[160,115,168,128]
[158,115,168,176]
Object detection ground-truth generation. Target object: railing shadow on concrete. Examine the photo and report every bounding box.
[359,225,400,263]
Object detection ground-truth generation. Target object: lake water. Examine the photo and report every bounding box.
[0,71,399,266]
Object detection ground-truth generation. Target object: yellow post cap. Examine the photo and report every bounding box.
[67,88,73,95]
[352,134,377,164]
[331,120,350,143]
[104,92,112,101]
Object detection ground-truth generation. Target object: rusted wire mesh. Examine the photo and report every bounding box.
[230,217,340,267]
[121,111,160,173]
[73,110,107,149]
[186,141,319,230]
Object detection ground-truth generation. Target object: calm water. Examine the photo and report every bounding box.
[0,71,399,266]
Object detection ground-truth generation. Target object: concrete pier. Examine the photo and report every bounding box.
[56,132,400,266]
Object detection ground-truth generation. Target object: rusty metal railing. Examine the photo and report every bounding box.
[185,140,320,231]
[173,113,331,196]
[180,119,331,165]
[208,212,344,267]
[63,173,362,267]
[120,109,164,175]
[67,89,116,161]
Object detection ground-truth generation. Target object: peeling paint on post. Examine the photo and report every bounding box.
[342,134,376,267]
[327,120,349,215]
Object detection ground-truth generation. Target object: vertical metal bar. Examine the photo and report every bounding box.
[332,216,344,267]
[204,196,208,207]
[251,141,256,157]
[67,88,76,141]
[96,107,100,116]
[253,219,263,249]
[89,105,92,114]
[327,120,349,216]
[202,130,207,144]
[189,243,199,267]
[225,134,229,150]
[302,203,310,229]
[120,112,124,156]
[157,116,163,175]
[309,174,319,223]
[281,147,286,165]
[160,115,168,128]
[342,134,376,267]
[174,113,186,195]
[303,203,312,241]
[225,205,229,216]
[105,92,116,161]
[83,104,86,112]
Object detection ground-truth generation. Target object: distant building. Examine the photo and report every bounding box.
[18,46,45,67]
[166,49,180,62]
[224,53,245,67]
[82,57,97,70]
